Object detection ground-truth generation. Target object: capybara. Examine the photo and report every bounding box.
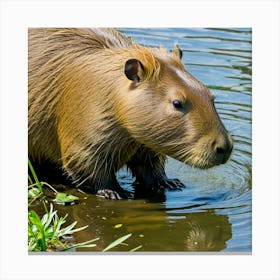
[28,28,233,199]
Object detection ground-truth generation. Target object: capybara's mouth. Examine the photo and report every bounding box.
[188,158,230,170]
[193,135,233,169]
[171,140,233,170]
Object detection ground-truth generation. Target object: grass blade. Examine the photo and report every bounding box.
[28,210,46,251]
[102,233,132,252]
[63,238,100,251]
[28,158,42,192]
[129,245,143,252]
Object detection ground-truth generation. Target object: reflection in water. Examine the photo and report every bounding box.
[184,212,231,251]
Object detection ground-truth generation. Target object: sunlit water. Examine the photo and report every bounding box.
[32,28,252,252]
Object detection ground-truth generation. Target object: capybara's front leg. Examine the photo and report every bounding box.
[157,176,186,190]
[127,146,186,192]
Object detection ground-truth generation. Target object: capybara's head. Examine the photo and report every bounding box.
[116,46,233,169]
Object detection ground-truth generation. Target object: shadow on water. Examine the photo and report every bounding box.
[29,28,252,252]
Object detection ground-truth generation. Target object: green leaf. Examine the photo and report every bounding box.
[64,238,100,251]
[28,159,43,192]
[42,204,57,229]
[102,233,132,252]
[28,187,41,199]
[129,245,143,252]
[65,224,89,234]
[57,221,77,237]
[54,192,79,204]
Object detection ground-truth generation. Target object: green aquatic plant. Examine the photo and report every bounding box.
[28,158,142,252]
[28,158,79,205]
[28,159,96,251]
[54,192,79,204]
[28,203,95,251]
[28,204,141,252]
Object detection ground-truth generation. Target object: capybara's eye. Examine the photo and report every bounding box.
[172,100,183,109]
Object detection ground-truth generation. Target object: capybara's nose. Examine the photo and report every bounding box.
[213,134,233,164]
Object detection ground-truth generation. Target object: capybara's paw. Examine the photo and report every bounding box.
[96,189,123,199]
[96,188,132,199]
[160,178,186,190]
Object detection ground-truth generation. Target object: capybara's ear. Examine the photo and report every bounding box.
[124,59,144,82]
[173,43,183,59]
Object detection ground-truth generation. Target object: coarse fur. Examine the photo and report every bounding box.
[28,28,233,199]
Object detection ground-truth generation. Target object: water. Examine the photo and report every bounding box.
[32,28,252,252]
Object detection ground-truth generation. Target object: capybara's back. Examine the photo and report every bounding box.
[28,28,135,165]
[29,28,233,199]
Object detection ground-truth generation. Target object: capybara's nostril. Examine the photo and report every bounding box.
[214,135,233,164]
[216,146,226,154]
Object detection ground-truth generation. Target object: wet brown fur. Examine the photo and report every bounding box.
[28,28,233,198]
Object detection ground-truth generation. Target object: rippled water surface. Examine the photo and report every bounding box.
[32,28,252,252]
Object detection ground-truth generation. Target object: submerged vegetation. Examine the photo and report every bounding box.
[28,159,142,252]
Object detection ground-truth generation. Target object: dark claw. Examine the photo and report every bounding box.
[160,178,186,190]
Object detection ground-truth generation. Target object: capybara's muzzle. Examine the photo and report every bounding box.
[212,133,233,165]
